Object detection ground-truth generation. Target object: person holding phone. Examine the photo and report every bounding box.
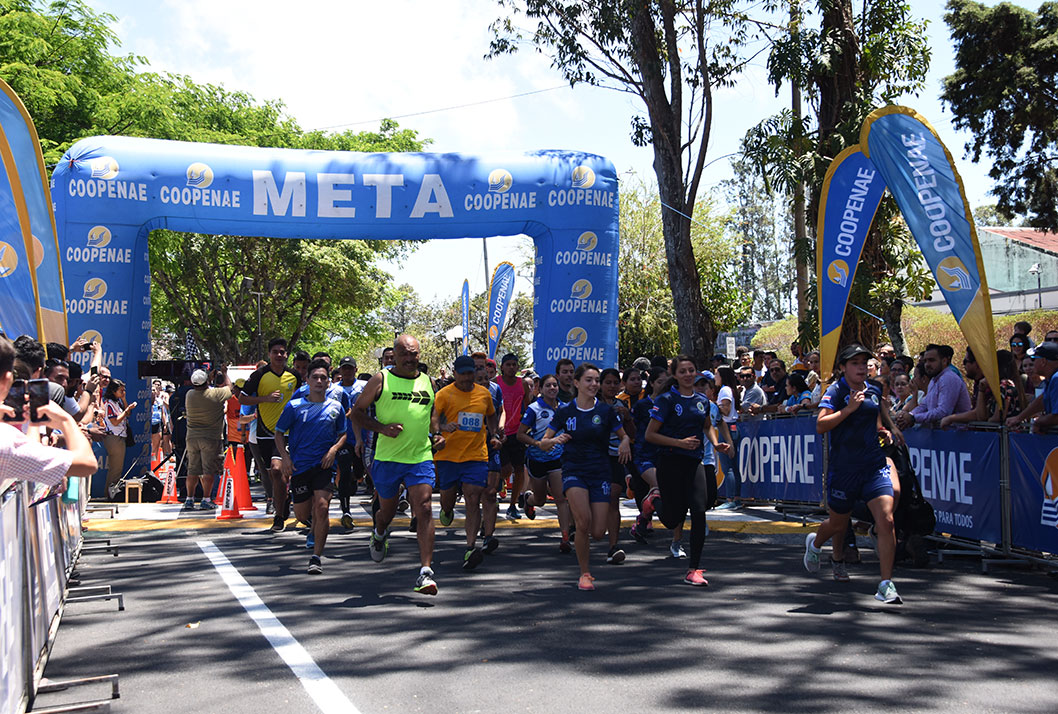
[0,336,98,494]
[102,378,137,499]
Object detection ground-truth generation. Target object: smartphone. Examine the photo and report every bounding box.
[3,379,25,422]
[28,379,50,423]
[91,365,99,377]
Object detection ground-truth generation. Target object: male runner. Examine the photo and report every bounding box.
[497,353,532,519]
[555,358,576,403]
[275,359,347,574]
[239,338,302,532]
[434,355,499,570]
[353,335,441,595]
[335,356,368,529]
[472,352,505,553]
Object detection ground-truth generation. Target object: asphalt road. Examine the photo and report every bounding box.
[35,523,1058,714]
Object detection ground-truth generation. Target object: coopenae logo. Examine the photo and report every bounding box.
[78,329,103,345]
[186,162,214,189]
[827,259,849,288]
[0,241,18,278]
[937,256,973,292]
[571,279,593,300]
[87,226,112,248]
[1040,447,1058,528]
[488,169,512,193]
[30,235,44,268]
[576,231,598,252]
[83,278,108,300]
[489,325,498,341]
[572,166,595,189]
[89,156,119,179]
[566,327,587,347]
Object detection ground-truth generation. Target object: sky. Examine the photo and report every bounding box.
[90,0,1013,305]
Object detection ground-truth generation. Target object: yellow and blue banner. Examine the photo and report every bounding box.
[487,261,515,359]
[0,78,67,344]
[461,279,470,356]
[816,146,887,380]
[860,105,1000,400]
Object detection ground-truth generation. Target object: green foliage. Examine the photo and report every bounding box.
[972,203,1016,227]
[617,180,748,365]
[942,0,1058,230]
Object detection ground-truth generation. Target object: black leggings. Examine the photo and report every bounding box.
[656,453,714,569]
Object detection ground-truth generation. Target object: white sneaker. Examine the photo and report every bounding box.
[803,533,820,572]
[875,579,902,604]
[670,541,687,559]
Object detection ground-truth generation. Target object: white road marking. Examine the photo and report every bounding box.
[197,540,361,714]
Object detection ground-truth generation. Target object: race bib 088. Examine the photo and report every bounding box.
[457,411,483,432]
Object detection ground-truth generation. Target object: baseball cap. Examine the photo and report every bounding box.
[453,355,476,374]
[837,344,873,364]
[190,369,208,386]
[696,371,714,383]
[339,356,357,368]
[1030,342,1058,361]
[501,352,518,365]
[234,378,246,388]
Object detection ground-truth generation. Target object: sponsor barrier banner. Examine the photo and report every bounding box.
[904,427,1001,542]
[861,106,1000,400]
[0,78,68,343]
[815,146,886,380]
[1008,432,1058,553]
[730,416,823,503]
[487,261,515,359]
[461,279,470,356]
[0,487,26,714]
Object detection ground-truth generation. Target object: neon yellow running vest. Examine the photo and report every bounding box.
[374,369,434,464]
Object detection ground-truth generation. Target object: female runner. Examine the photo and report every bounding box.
[629,368,670,543]
[518,374,572,552]
[600,368,634,565]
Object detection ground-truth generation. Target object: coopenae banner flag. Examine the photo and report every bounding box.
[461,279,470,356]
[860,106,1000,402]
[816,146,887,381]
[487,261,515,359]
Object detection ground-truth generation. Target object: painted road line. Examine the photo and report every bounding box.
[197,540,361,714]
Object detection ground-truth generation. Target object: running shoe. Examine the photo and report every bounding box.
[559,537,572,554]
[717,500,742,510]
[369,530,388,563]
[306,531,315,550]
[397,497,409,513]
[307,555,322,575]
[439,509,454,527]
[606,547,626,565]
[270,514,286,533]
[408,516,418,533]
[641,489,659,518]
[683,569,709,587]
[518,491,531,510]
[463,547,484,571]
[200,499,216,510]
[875,579,902,605]
[630,518,648,544]
[803,533,820,572]
[265,499,275,515]
[577,573,596,591]
[414,568,438,595]
[483,535,499,555]
[182,497,195,510]
[505,505,521,521]
[670,541,687,559]
[340,513,355,530]
[831,559,850,582]
[525,501,536,520]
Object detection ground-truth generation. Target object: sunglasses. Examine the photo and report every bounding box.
[1011,342,1026,347]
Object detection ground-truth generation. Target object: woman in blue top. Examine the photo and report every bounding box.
[782,373,814,414]
[803,344,902,605]
[645,356,729,587]
[629,368,671,542]
[517,374,572,552]
[600,368,635,566]
[540,364,631,591]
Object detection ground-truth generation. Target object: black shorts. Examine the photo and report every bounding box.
[527,458,561,480]
[151,423,161,434]
[608,455,628,486]
[290,466,335,504]
[257,438,278,463]
[499,437,525,467]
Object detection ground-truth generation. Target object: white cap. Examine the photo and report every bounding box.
[190,369,208,386]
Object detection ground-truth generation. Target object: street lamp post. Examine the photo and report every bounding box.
[243,277,273,360]
[1029,263,1042,309]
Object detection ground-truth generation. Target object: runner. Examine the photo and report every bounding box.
[538,364,631,591]
[472,352,505,553]
[352,335,441,595]
[629,368,670,544]
[615,366,643,409]
[335,357,368,530]
[517,373,571,552]
[274,359,347,574]
[496,353,532,520]
[238,338,302,532]
[644,357,729,586]
[803,344,902,604]
[600,368,634,565]
[555,358,576,403]
[433,355,499,570]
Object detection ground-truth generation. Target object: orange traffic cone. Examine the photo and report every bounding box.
[231,444,257,511]
[160,458,179,504]
[216,460,242,520]
[150,446,162,472]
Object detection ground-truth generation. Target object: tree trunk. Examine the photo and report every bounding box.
[791,0,809,324]
[883,299,907,356]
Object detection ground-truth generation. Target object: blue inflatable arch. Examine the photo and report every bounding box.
[52,137,620,404]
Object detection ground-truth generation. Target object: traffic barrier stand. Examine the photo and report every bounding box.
[231,444,257,511]
[216,465,242,520]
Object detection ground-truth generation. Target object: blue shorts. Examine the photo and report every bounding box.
[435,460,488,491]
[563,475,611,503]
[487,448,500,473]
[827,463,894,514]
[372,459,435,500]
[633,457,655,474]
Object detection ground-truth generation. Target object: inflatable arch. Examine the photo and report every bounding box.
[52,136,620,412]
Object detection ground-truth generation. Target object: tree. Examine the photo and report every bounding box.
[942,0,1058,230]
[488,0,754,365]
[617,179,748,365]
[972,203,1016,227]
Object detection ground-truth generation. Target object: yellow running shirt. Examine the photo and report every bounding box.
[433,382,495,464]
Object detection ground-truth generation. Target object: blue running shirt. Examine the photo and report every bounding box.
[521,397,563,462]
[649,387,712,461]
[632,395,657,462]
[274,396,348,475]
[819,377,886,472]
[548,398,620,481]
